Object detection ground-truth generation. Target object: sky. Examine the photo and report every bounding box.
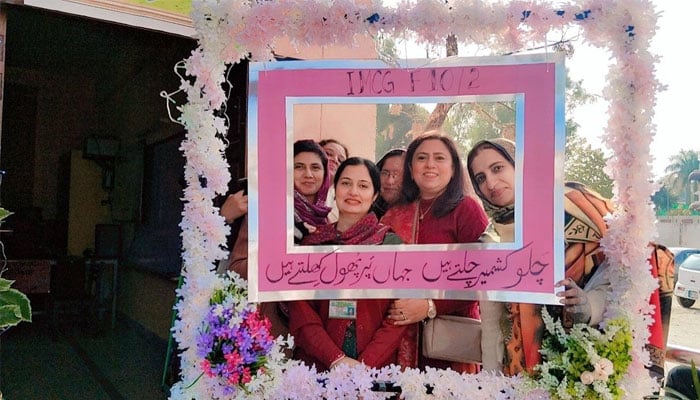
[390,1,696,180]
[568,1,699,179]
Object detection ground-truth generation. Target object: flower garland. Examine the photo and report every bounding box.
[168,1,661,398]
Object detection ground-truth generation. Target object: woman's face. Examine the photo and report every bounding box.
[335,164,378,218]
[322,142,347,178]
[469,147,515,207]
[410,139,454,199]
[294,151,325,201]
[379,154,405,205]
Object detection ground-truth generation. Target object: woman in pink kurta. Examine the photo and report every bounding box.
[288,157,406,371]
[381,131,488,372]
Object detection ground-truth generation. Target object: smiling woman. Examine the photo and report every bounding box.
[288,157,404,371]
[292,140,331,244]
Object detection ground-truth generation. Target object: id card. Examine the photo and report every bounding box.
[328,300,357,319]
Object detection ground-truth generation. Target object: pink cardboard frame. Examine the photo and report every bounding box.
[247,54,566,303]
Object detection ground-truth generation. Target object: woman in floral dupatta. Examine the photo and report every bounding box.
[293,139,332,243]
[467,138,614,375]
[380,132,489,372]
[287,157,405,371]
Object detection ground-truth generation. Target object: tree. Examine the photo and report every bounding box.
[443,101,515,156]
[564,130,613,198]
[662,150,700,204]
[375,103,430,159]
[651,185,677,215]
[374,38,614,197]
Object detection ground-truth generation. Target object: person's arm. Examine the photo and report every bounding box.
[287,300,346,369]
[556,261,611,326]
[387,298,429,323]
[388,297,481,324]
[220,190,248,224]
[227,216,249,278]
[358,307,408,368]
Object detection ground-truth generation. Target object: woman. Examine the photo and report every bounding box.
[381,131,489,371]
[371,148,406,219]
[293,139,332,243]
[222,139,330,341]
[466,138,610,375]
[319,138,349,223]
[287,157,405,371]
[319,138,349,180]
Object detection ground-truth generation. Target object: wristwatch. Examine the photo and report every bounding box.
[426,299,437,319]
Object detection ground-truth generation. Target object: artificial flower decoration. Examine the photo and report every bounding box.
[530,310,633,400]
[167,0,662,398]
[171,272,291,399]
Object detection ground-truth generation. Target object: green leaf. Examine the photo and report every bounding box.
[0,207,12,222]
[0,277,15,291]
[0,288,32,326]
[0,304,25,327]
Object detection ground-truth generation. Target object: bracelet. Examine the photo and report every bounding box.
[330,354,346,369]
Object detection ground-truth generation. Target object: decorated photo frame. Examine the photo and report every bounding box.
[247,54,567,305]
[169,1,662,398]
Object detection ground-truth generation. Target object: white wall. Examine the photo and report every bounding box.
[657,216,700,247]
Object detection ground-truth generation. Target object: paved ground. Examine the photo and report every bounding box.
[668,295,700,349]
[666,295,700,372]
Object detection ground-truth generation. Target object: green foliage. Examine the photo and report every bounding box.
[443,101,515,155]
[653,150,700,214]
[0,277,32,328]
[652,186,678,215]
[0,207,32,329]
[662,150,700,205]
[373,46,614,198]
[375,103,430,158]
[664,204,700,216]
[564,131,614,198]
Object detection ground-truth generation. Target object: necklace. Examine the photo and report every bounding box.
[418,198,437,220]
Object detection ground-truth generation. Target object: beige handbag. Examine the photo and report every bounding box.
[422,315,482,363]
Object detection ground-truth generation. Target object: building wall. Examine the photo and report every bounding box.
[657,216,700,248]
[66,150,112,255]
[3,4,381,341]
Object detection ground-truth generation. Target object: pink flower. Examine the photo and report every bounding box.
[580,371,595,385]
[594,358,615,379]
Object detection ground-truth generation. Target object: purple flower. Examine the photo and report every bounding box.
[195,284,276,393]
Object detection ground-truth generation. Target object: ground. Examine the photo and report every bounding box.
[666,295,700,371]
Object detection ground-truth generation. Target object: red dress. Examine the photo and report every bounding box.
[381,196,488,371]
[288,299,407,371]
[287,213,408,371]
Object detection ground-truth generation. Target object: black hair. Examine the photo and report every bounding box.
[371,149,406,218]
[376,148,406,171]
[401,132,465,218]
[466,139,515,203]
[318,138,349,159]
[333,157,380,196]
[294,139,329,181]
